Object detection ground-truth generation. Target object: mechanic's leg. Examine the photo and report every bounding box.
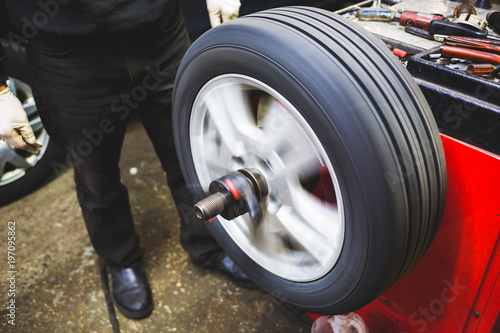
[139,87,223,266]
[72,130,142,268]
[128,2,224,266]
[26,32,141,268]
[27,31,154,318]
[130,3,256,288]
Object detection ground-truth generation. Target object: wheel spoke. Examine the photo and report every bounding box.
[29,117,43,133]
[8,150,33,169]
[204,133,228,169]
[276,206,332,267]
[289,185,339,236]
[7,80,18,95]
[241,210,285,257]
[205,159,228,177]
[0,145,9,176]
[23,100,37,117]
[261,102,322,182]
[242,216,267,248]
[203,83,261,156]
[215,84,260,138]
[270,144,321,191]
[257,100,298,152]
[0,144,33,176]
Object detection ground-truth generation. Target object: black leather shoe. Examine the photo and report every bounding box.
[212,255,257,289]
[110,265,154,319]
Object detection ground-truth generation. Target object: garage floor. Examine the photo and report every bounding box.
[0,117,313,333]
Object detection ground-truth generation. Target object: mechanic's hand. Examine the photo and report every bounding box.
[206,0,241,28]
[0,87,38,153]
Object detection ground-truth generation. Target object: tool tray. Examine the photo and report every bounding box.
[406,47,500,155]
[340,0,500,156]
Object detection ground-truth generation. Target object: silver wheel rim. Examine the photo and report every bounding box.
[0,78,50,186]
[189,74,345,282]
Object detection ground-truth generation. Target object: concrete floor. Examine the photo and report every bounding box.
[0,117,313,333]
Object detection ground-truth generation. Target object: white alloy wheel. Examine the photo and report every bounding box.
[190,74,345,282]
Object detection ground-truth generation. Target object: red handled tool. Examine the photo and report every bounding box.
[444,37,500,55]
[356,9,445,31]
[399,11,445,30]
[429,20,500,42]
[444,36,500,46]
[441,45,500,64]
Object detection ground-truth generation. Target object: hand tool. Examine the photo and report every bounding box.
[452,3,484,30]
[404,29,500,46]
[466,63,499,75]
[444,35,500,46]
[444,37,500,55]
[356,8,401,21]
[455,12,488,31]
[334,0,374,15]
[404,26,434,40]
[355,8,446,31]
[453,4,476,18]
[441,45,500,64]
[399,11,445,30]
[429,19,488,38]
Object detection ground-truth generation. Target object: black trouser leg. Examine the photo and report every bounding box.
[131,9,223,266]
[27,32,141,267]
[26,2,223,267]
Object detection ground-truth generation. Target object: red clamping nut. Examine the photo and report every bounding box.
[224,178,241,201]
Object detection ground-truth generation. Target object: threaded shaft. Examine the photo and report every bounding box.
[193,192,228,221]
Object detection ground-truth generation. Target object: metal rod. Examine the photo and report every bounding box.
[334,0,375,15]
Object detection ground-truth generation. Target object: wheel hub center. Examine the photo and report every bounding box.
[193,168,268,223]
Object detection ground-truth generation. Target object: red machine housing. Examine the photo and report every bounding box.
[309,134,500,332]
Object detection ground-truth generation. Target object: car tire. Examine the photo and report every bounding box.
[173,7,447,314]
[0,39,61,205]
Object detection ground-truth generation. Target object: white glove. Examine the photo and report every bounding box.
[0,87,38,153]
[206,0,241,28]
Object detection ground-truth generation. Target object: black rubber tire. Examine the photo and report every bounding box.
[0,39,62,205]
[173,7,447,314]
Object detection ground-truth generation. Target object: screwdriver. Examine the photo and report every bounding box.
[356,8,400,21]
[356,8,446,30]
